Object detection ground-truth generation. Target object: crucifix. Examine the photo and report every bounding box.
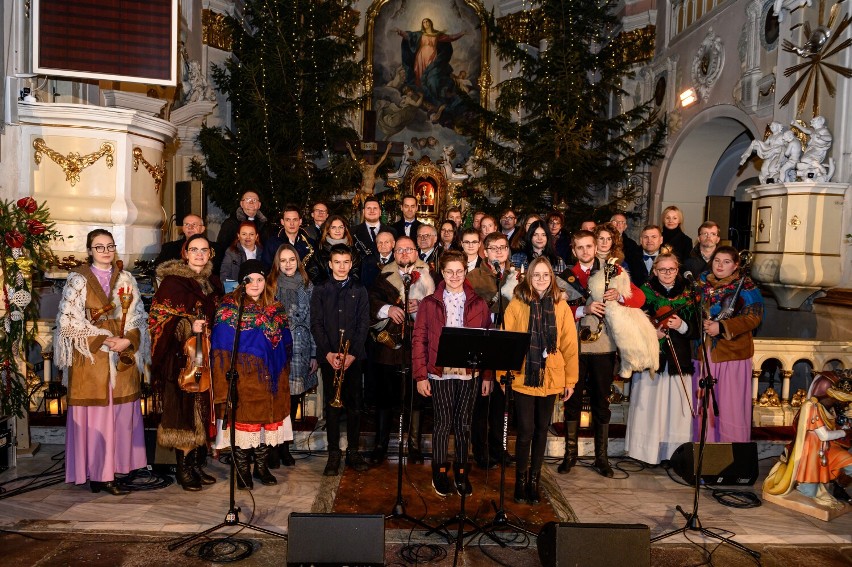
[336,110,405,200]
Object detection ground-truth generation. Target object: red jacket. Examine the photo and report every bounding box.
[412,280,493,382]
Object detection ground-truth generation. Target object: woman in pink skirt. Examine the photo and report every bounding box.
[54,229,149,494]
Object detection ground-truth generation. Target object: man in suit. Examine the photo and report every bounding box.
[610,212,640,259]
[415,223,439,271]
[303,201,329,242]
[500,208,523,252]
[626,224,663,287]
[360,230,395,289]
[353,196,397,260]
[261,204,316,274]
[391,195,422,239]
[155,214,205,266]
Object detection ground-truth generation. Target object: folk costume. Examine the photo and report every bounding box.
[504,295,579,503]
[695,271,763,442]
[211,291,293,489]
[625,277,699,464]
[561,260,647,477]
[149,259,222,489]
[367,259,435,464]
[55,265,149,492]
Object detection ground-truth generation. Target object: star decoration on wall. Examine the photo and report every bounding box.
[779,0,852,116]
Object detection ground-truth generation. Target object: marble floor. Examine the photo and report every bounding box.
[2,441,851,566]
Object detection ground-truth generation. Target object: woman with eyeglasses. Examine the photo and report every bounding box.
[313,214,361,285]
[625,253,698,464]
[55,230,149,495]
[504,257,578,504]
[546,212,571,263]
[437,219,459,256]
[266,244,317,467]
[149,233,223,490]
[412,250,493,497]
[459,227,482,271]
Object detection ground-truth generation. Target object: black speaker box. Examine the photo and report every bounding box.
[538,522,650,567]
[669,442,759,486]
[287,513,385,566]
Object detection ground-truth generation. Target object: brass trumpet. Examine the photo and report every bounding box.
[329,329,350,408]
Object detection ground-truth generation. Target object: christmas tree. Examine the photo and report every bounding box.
[190,0,364,214]
[467,1,666,223]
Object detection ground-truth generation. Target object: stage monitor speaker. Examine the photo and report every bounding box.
[538,522,650,567]
[174,180,206,224]
[287,513,385,566]
[705,195,733,243]
[669,442,759,486]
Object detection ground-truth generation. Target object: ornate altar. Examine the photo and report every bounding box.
[385,151,468,223]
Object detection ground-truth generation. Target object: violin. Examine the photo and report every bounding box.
[178,304,211,393]
[648,301,692,328]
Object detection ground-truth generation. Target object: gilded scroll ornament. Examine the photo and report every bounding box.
[132,147,167,194]
[32,138,114,187]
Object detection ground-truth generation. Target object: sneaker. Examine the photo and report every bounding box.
[432,463,452,497]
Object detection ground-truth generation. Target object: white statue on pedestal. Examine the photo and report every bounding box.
[440,145,469,183]
[778,130,803,183]
[740,121,786,184]
[794,116,834,182]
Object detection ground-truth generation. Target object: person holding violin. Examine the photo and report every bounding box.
[696,246,763,443]
[211,260,293,489]
[55,229,149,495]
[625,253,698,464]
[150,233,223,491]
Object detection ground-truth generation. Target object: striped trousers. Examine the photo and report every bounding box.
[430,377,476,464]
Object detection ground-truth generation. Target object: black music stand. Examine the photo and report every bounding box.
[425,327,529,558]
[168,286,286,553]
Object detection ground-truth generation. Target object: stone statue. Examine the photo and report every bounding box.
[773,0,812,23]
[439,145,469,183]
[794,116,834,182]
[778,130,803,182]
[387,144,415,181]
[740,121,786,184]
[181,47,216,104]
[346,142,392,197]
[764,371,852,511]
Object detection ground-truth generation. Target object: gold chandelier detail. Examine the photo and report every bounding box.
[132,147,167,194]
[32,138,114,187]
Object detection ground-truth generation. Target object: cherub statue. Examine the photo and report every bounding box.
[387,144,415,181]
[791,388,807,408]
[740,121,787,183]
[794,116,834,182]
[764,371,852,510]
[759,386,783,407]
[346,141,392,198]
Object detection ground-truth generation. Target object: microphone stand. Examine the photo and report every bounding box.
[169,284,286,552]
[386,272,449,541]
[650,281,759,561]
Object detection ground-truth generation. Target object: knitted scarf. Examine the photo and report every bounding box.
[525,295,557,387]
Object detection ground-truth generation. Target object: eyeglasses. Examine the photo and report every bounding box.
[501,215,516,221]
[313,208,328,215]
[90,244,117,253]
[487,245,509,252]
[611,220,627,226]
[417,234,435,239]
[187,247,211,255]
[183,223,203,229]
[548,221,561,226]
[395,247,416,254]
[442,269,466,277]
[440,228,454,234]
[656,267,677,274]
[461,240,479,245]
[241,197,259,204]
[531,273,551,280]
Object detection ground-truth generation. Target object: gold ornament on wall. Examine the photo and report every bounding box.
[32,138,114,187]
[132,147,167,194]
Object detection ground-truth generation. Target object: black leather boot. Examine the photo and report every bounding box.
[514,469,528,503]
[369,410,390,464]
[233,447,254,490]
[324,449,342,476]
[593,423,614,478]
[557,421,579,474]
[90,480,130,496]
[253,444,278,485]
[194,445,216,485]
[279,441,296,466]
[267,443,281,469]
[346,448,369,472]
[526,470,542,504]
[453,462,473,496]
[431,462,452,497]
[407,410,424,464]
[174,449,202,491]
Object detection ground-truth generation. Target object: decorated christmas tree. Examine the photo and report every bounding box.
[467,1,666,222]
[190,0,364,214]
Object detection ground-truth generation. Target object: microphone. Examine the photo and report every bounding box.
[683,271,696,286]
[241,275,252,286]
[492,260,503,278]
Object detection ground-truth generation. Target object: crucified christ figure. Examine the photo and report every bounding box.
[346,142,392,197]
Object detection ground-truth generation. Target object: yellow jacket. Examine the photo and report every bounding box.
[503,298,579,397]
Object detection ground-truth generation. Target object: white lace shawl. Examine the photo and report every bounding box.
[54,270,151,387]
